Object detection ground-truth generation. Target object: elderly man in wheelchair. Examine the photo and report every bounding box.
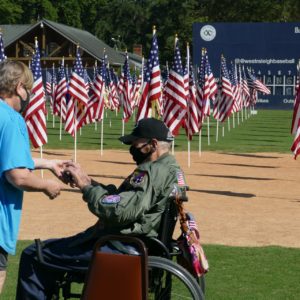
[16,118,205,299]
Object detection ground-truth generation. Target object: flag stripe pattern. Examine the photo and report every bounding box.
[183,45,199,140]
[136,29,161,121]
[163,37,187,135]
[68,48,89,107]
[25,40,47,148]
[213,55,234,122]
[119,53,133,122]
[54,62,68,121]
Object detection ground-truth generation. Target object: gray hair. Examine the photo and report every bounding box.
[157,141,172,151]
[0,60,33,98]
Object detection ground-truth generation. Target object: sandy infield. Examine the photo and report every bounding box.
[19,149,300,248]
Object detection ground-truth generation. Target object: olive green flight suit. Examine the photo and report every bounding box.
[79,152,187,242]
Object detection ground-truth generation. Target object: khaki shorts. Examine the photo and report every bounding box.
[0,247,8,271]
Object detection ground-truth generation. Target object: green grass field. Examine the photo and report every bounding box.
[44,109,294,153]
[2,241,300,299]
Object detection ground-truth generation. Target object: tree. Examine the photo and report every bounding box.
[16,0,57,23]
[0,0,23,23]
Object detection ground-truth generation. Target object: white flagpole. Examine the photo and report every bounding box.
[95,121,97,131]
[100,118,104,156]
[207,116,210,145]
[80,127,82,136]
[222,122,225,137]
[241,104,244,122]
[233,112,235,128]
[40,146,43,178]
[216,119,219,142]
[59,106,62,141]
[198,129,202,157]
[188,140,191,167]
[187,43,191,167]
[74,104,78,163]
[172,139,175,155]
[228,116,230,131]
[122,119,125,136]
[237,111,240,126]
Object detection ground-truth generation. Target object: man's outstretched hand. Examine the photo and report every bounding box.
[63,162,92,190]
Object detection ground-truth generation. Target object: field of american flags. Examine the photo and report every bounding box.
[43,109,294,153]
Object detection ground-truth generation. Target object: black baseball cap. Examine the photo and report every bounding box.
[119,118,174,145]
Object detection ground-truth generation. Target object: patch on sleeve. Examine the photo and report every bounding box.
[176,171,186,186]
[130,171,147,186]
[101,195,121,204]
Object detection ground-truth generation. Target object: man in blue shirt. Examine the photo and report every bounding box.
[0,60,66,293]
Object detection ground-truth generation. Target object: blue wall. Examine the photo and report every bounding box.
[192,23,300,109]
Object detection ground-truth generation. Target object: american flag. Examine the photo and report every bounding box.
[87,55,107,123]
[204,51,217,117]
[213,55,234,122]
[163,36,187,136]
[176,170,185,186]
[291,124,300,159]
[65,46,88,136]
[119,52,133,122]
[107,67,120,111]
[131,66,141,109]
[83,68,92,93]
[136,28,162,121]
[241,66,251,108]
[24,39,47,148]
[196,49,217,124]
[0,33,6,62]
[66,46,89,136]
[247,69,271,95]
[50,64,57,114]
[54,61,68,122]
[291,67,300,135]
[183,44,199,140]
[68,47,89,106]
[45,70,52,96]
[229,62,242,113]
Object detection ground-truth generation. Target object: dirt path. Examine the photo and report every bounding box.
[19,150,300,248]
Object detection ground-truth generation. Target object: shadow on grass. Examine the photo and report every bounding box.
[189,188,256,198]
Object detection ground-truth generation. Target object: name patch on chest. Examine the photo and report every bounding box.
[101,195,121,204]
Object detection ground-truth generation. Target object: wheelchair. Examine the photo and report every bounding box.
[35,193,206,299]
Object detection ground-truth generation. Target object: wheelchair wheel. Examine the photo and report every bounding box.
[148,256,204,300]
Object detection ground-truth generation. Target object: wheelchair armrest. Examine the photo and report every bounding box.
[34,239,87,273]
[144,237,171,259]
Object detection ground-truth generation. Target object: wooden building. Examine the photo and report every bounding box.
[0,19,142,69]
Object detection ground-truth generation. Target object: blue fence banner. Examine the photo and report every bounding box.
[192,22,300,109]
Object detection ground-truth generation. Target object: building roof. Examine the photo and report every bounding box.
[0,19,143,67]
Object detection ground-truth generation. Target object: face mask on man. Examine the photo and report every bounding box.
[17,88,31,114]
[130,141,154,165]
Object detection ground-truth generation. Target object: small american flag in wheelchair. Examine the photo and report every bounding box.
[176,171,185,186]
[188,220,198,231]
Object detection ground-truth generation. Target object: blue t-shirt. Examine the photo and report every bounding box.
[0,101,34,254]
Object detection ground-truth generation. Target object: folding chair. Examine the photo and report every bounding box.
[81,235,148,300]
